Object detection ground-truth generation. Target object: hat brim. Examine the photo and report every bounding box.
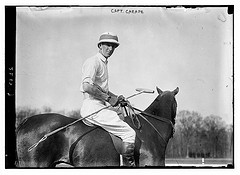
[98,39,119,48]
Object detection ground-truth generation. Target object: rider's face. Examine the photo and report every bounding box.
[99,42,117,58]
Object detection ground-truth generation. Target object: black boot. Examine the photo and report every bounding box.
[122,142,135,167]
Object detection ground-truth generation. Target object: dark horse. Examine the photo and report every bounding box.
[16,87,179,167]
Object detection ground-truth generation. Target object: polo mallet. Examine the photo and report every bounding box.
[28,88,154,152]
[126,88,154,99]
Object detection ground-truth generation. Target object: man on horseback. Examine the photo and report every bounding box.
[80,32,136,166]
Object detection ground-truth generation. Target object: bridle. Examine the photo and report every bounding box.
[124,102,176,145]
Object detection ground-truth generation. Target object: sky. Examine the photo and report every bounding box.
[16,6,233,124]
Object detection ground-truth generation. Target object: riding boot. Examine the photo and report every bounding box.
[122,142,135,167]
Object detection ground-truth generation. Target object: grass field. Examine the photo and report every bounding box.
[55,158,233,168]
[165,158,233,167]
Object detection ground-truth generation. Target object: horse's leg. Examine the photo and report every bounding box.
[134,148,141,167]
[71,128,120,167]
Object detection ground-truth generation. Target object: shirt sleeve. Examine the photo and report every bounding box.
[82,58,98,85]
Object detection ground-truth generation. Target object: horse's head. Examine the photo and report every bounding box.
[155,87,179,124]
[142,86,179,143]
[145,86,179,131]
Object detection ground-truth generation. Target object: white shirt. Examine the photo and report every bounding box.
[80,52,109,93]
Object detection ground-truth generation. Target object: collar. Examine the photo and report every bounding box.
[97,52,108,64]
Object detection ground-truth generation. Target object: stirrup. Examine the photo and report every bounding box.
[122,156,135,167]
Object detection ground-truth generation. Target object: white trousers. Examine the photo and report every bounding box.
[80,98,136,143]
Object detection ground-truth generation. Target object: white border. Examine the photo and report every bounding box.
[1,1,239,175]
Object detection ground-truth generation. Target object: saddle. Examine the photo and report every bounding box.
[82,106,141,154]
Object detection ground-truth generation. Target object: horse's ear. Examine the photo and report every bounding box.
[156,86,163,95]
[172,87,179,95]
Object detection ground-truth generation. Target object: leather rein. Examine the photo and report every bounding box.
[125,104,174,145]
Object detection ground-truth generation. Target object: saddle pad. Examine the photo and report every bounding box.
[82,119,95,127]
[109,133,123,154]
[82,119,124,154]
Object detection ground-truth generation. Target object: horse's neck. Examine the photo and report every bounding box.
[140,98,173,145]
[144,98,172,122]
[144,99,162,117]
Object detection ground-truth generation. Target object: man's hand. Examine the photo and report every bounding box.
[108,95,128,107]
[118,95,128,107]
[117,95,125,102]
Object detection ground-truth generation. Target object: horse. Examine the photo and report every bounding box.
[16,87,179,167]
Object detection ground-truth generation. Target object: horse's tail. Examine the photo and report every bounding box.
[15,116,32,168]
[15,152,19,167]
[15,116,32,134]
[15,117,30,167]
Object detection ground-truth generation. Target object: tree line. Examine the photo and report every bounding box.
[165,110,233,158]
[16,107,233,159]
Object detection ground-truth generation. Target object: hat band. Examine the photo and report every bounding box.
[99,34,118,42]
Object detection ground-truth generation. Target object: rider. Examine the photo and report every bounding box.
[80,32,136,166]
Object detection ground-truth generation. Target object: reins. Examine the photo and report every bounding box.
[126,104,174,145]
[131,107,174,129]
